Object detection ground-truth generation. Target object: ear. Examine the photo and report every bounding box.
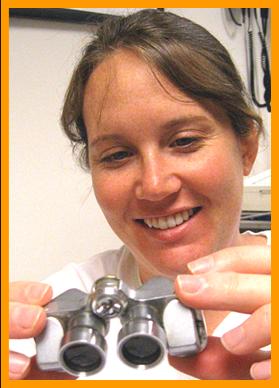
[239,125,260,176]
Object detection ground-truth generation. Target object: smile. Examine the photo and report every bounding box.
[137,207,201,230]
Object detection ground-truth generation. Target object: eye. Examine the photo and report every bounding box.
[101,150,133,163]
[170,137,197,148]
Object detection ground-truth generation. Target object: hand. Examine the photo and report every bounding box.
[9,281,75,380]
[170,245,271,380]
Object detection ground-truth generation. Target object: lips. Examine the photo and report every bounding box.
[136,207,201,230]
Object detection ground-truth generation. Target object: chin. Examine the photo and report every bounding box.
[137,243,209,278]
[150,232,236,275]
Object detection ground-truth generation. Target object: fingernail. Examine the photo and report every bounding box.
[221,326,245,350]
[250,361,271,380]
[177,275,206,294]
[26,283,50,302]
[14,305,43,329]
[187,256,215,274]
[10,353,30,375]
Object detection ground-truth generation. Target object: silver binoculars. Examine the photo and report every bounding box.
[35,275,207,376]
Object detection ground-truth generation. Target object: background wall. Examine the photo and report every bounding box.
[9,8,271,281]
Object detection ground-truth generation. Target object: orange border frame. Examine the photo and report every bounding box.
[1,1,275,387]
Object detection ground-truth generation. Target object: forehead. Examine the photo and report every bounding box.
[83,50,193,115]
[82,49,230,132]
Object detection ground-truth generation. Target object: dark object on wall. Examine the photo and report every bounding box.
[9,8,116,24]
[228,8,271,113]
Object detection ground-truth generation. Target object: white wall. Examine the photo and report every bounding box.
[9,18,123,282]
[9,8,270,281]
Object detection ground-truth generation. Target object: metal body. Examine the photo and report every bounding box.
[35,275,207,376]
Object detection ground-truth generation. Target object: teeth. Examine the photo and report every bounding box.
[166,215,176,228]
[145,219,153,228]
[158,217,168,230]
[182,210,189,221]
[152,218,159,228]
[175,213,184,225]
[143,209,196,230]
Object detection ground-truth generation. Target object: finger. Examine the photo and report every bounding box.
[187,245,270,275]
[221,304,271,354]
[10,282,52,305]
[250,359,271,380]
[9,351,31,380]
[175,272,270,313]
[168,336,270,380]
[9,302,46,339]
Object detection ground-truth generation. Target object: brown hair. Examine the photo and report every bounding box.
[61,9,263,169]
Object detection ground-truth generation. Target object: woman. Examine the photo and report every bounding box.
[9,9,270,380]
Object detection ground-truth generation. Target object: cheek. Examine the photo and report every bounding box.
[189,146,244,201]
[91,171,132,218]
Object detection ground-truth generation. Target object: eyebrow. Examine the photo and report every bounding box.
[89,115,213,149]
[90,134,127,149]
[160,115,213,130]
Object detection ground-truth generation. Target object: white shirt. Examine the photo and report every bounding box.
[10,230,271,380]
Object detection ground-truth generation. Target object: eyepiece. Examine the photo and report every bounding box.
[121,335,163,366]
[59,325,107,376]
[62,343,103,372]
[118,319,166,368]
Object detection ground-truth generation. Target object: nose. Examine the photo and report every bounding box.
[135,154,182,201]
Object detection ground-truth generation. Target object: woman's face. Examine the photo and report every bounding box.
[83,50,257,281]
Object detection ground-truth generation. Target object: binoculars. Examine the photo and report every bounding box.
[35,275,207,376]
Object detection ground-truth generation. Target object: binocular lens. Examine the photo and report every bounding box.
[62,343,102,372]
[60,324,107,375]
[121,335,162,365]
[118,318,166,368]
